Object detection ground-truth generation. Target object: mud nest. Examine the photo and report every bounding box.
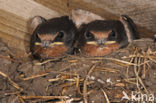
[0,38,156,103]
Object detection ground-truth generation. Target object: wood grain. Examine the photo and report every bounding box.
[0,9,29,53]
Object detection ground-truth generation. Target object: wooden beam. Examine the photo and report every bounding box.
[0,22,30,41]
[0,9,30,53]
[0,31,29,52]
[34,0,155,38]
[0,9,27,27]
[0,15,27,33]
[0,0,61,20]
[0,9,30,40]
[33,0,68,15]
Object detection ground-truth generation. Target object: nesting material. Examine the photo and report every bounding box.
[0,38,156,103]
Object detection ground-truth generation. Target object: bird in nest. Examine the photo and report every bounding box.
[29,16,77,60]
[70,9,140,56]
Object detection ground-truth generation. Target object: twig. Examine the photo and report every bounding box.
[133,49,149,96]
[95,68,120,73]
[34,57,63,65]
[0,71,23,91]
[101,88,110,103]
[21,96,69,100]
[17,94,25,103]
[0,55,14,62]
[104,58,138,66]
[21,69,78,81]
[20,70,51,80]
[148,56,156,64]
[83,64,96,103]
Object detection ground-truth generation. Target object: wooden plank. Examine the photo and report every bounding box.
[33,0,68,15]
[0,22,30,41]
[0,31,29,52]
[0,13,27,33]
[0,9,30,52]
[0,9,27,27]
[34,0,114,18]
[34,0,155,38]
[85,0,156,33]
[0,0,61,20]
[44,0,70,15]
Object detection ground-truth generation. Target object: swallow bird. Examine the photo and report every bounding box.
[29,16,77,59]
[70,9,140,56]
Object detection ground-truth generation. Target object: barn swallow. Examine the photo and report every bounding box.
[76,15,139,56]
[30,16,77,59]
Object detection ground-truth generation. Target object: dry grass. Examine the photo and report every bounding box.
[1,39,156,103]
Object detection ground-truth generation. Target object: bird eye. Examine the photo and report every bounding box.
[57,31,64,38]
[85,31,94,39]
[109,31,116,37]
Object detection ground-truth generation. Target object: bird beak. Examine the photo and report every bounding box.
[49,42,64,47]
[35,42,64,48]
[104,41,116,45]
[86,41,98,45]
[86,40,116,45]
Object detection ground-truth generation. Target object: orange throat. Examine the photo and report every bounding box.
[34,44,67,58]
[82,43,120,56]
